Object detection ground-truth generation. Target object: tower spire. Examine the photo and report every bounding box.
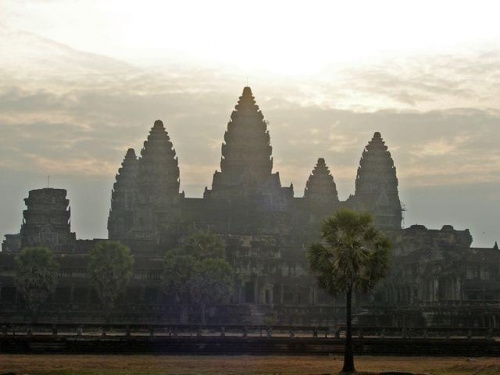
[350,132,402,231]
[208,87,278,199]
[108,148,139,240]
[136,120,180,199]
[304,158,339,205]
[132,120,181,242]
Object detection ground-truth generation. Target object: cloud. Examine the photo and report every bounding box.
[294,47,500,111]
[371,52,499,108]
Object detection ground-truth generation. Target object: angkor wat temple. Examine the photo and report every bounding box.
[1,87,499,328]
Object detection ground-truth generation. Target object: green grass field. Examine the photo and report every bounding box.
[0,355,498,375]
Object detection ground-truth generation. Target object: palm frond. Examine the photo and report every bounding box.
[308,209,392,295]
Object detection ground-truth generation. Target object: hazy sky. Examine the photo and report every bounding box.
[0,0,499,247]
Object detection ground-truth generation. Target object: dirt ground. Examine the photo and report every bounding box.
[0,355,498,375]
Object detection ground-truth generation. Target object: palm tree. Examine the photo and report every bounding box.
[308,209,391,374]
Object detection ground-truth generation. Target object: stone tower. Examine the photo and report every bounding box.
[206,87,290,211]
[131,120,182,242]
[108,148,139,240]
[349,132,402,231]
[20,188,76,252]
[304,158,339,206]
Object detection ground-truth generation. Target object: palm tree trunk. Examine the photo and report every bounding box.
[342,287,356,373]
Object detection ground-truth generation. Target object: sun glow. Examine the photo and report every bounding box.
[4,0,500,76]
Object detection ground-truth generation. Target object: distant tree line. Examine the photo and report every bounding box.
[14,231,234,324]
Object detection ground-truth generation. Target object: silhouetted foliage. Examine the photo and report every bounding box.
[162,232,233,324]
[181,231,226,260]
[15,246,59,321]
[308,209,391,374]
[88,241,134,315]
[190,258,233,324]
[162,252,196,304]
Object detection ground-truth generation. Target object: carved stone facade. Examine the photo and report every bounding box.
[19,188,76,252]
[1,87,499,327]
[367,225,500,327]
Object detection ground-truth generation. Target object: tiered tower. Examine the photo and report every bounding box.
[20,188,76,252]
[349,132,402,231]
[304,158,339,206]
[130,120,182,241]
[206,87,290,211]
[108,148,139,240]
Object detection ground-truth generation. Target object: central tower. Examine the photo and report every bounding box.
[205,87,289,208]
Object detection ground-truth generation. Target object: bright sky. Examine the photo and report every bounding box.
[0,0,499,246]
[4,1,500,74]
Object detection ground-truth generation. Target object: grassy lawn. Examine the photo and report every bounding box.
[0,355,498,375]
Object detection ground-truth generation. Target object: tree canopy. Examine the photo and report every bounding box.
[190,258,234,322]
[309,209,391,296]
[181,231,226,260]
[162,231,233,324]
[15,246,59,319]
[88,241,134,312]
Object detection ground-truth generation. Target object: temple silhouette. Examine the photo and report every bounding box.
[1,87,499,327]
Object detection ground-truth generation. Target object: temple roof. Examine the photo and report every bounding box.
[355,132,399,195]
[136,119,180,198]
[242,86,253,96]
[304,158,339,203]
[352,132,402,230]
[113,148,138,189]
[210,87,279,197]
[140,120,178,166]
[125,148,136,158]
